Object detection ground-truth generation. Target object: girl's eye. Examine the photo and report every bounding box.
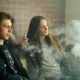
[40,25,48,28]
[40,26,44,28]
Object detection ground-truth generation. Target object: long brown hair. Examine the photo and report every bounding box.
[48,34,61,56]
[27,16,61,56]
[27,16,47,41]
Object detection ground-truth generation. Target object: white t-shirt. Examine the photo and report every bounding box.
[40,44,62,79]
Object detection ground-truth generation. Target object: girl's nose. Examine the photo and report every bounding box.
[45,26,48,30]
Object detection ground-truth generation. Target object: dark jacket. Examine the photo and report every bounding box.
[0,40,29,80]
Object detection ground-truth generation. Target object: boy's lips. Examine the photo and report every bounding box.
[7,34,10,37]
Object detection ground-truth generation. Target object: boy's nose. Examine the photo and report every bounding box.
[8,27,12,32]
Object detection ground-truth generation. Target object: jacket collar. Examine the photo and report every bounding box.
[0,40,9,50]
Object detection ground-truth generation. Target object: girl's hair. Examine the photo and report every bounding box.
[27,16,47,42]
[27,16,61,56]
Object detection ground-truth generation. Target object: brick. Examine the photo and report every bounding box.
[34,7,43,12]
[47,13,56,17]
[48,3,56,7]
[35,8,49,13]
[17,1,25,6]
[11,1,17,6]
[55,23,64,27]
[46,8,52,12]
[22,18,30,24]
[22,24,29,29]
[11,12,19,18]
[28,7,34,12]
[51,18,60,23]
[38,13,47,17]
[22,7,29,12]
[3,6,12,11]
[0,0,4,5]
[38,2,47,7]
[0,6,5,11]
[29,1,38,7]
[0,0,65,40]
[15,18,22,23]
[11,7,22,12]
[4,0,12,5]
[55,13,64,18]
[54,8,59,12]
[24,1,29,6]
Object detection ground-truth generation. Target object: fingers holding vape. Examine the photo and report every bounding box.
[20,34,28,47]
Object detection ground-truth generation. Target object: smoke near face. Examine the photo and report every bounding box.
[52,20,80,79]
[65,20,80,58]
[10,33,18,44]
[64,20,80,79]
[71,43,80,57]
[52,20,80,58]
[53,24,65,36]
[49,24,65,46]
[10,20,80,79]
[66,20,80,45]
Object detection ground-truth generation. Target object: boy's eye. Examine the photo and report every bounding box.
[5,26,9,28]
[4,25,9,28]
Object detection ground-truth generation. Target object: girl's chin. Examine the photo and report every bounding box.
[45,33,48,36]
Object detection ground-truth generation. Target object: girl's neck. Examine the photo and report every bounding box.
[0,39,4,45]
[39,36,47,45]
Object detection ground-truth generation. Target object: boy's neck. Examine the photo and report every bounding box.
[0,39,4,45]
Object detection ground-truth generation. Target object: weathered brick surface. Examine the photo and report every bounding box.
[0,0,65,42]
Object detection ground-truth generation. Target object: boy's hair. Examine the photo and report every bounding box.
[0,12,14,25]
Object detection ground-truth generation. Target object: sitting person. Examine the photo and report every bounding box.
[20,16,70,80]
[0,12,29,80]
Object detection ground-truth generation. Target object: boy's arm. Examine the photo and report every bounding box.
[0,57,28,80]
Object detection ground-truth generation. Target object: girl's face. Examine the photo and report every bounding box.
[38,19,48,37]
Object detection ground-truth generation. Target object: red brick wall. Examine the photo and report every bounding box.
[0,0,65,42]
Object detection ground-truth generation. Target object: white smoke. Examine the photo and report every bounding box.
[65,20,80,58]
[22,44,42,57]
[49,24,65,45]
[54,24,65,36]
[49,20,80,58]
[66,20,80,45]
[71,43,80,57]
[10,33,18,44]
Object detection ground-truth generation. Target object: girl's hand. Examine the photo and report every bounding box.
[20,34,28,47]
[20,37,28,47]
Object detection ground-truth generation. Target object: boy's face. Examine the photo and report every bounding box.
[0,19,12,40]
